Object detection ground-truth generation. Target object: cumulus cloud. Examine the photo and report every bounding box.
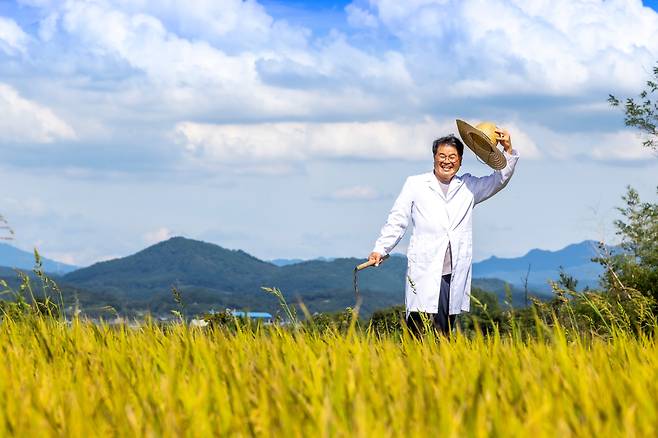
[174,117,542,168]
[31,0,409,127]
[518,123,654,162]
[46,252,78,266]
[0,83,76,143]
[0,16,28,54]
[323,185,387,201]
[47,250,119,267]
[2,0,657,173]
[175,117,455,163]
[561,130,656,162]
[1,197,48,217]
[584,131,656,162]
[111,0,310,51]
[143,227,174,245]
[346,4,379,29]
[357,0,658,96]
[38,13,58,42]
[175,115,653,167]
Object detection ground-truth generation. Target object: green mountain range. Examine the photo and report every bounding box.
[2,237,585,318]
[34,237,548,318]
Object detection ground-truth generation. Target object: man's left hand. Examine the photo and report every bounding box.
[495,128,512,153]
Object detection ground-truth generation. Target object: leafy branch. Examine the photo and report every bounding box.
[608,63,658,151]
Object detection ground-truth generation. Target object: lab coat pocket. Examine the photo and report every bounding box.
[406,245,433,291]
[406,259,428,295]
[407,243,434,269]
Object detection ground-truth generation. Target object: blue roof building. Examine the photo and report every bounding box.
[231,311,273,320]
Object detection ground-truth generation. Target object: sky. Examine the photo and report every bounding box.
[0,0,657,267]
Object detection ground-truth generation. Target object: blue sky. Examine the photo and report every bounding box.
[0,0,657,267]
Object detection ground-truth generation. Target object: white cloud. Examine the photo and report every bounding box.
[46,252,77,266]
[42,0,410,125]
[346,4,379,28]
[0,16,28,55]
[360,0,658,96]
[0,83,76,143]
[588,131,657,161]
[175,115,658,168]
[113,0,310,51]
[17,0,56,7]
[520,124,655,162]
[1,197,48,217]
[326,185,384,201]
[143,227,173,245]
[175,117,542,168]
[38,13,59,42]
[60,3,253,87]
[175,117,453,164]
[47,250,119,267]
[2,0,656,172]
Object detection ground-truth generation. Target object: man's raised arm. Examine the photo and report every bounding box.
[464,128,519,205]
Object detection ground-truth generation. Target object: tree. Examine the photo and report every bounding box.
[556,266,578,292]
[605,63,658,300]
[597,186,658,300]
[608,63,658,151]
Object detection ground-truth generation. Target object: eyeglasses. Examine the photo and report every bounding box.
[434,154,460,164]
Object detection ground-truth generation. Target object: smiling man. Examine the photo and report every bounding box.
[368,124,519,336]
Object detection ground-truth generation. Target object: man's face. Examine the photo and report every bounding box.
[434,144,462,181]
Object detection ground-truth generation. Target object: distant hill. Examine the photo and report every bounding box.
[0,265,35,290]
[0,243,78,274]
[270,258,304,267]
[58,236,554,317]
[472,240,604,291]
[64,236,277,294]
[274,240,605,293]
[270,256,336,266]
[62,237,400,316]
[55,237,280,316]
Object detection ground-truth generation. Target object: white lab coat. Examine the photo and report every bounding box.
[372,149,519,315]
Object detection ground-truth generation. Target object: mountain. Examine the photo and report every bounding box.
[270,258,304,267]
[273,241,605,293]
[0,265,36,290]
[59,237,281,316]
[270,256,336,266]
[472,240,604,291]
[0,243,78,274]
[62,237,403,316]
[64,237,277,294]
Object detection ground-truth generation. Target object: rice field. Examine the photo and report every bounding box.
[0,317,656,437]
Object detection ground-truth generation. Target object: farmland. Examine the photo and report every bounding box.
[0,317,656,436]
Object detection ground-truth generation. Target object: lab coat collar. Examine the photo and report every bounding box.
[424,171,464,201]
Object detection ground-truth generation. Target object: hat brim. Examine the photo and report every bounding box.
[456,119,507,170]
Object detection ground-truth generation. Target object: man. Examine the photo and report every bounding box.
[368,125,519,336]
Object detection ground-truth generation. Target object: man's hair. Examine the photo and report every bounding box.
[432,134,464,157]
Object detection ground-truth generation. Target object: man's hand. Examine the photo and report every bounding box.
[368,251,383,267]
[495,128,512,153]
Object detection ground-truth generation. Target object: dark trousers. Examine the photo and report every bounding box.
[406,274,456,337]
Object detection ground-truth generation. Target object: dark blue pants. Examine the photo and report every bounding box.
[405,274,456,336]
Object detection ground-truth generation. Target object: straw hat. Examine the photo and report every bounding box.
[456,119,507,170]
